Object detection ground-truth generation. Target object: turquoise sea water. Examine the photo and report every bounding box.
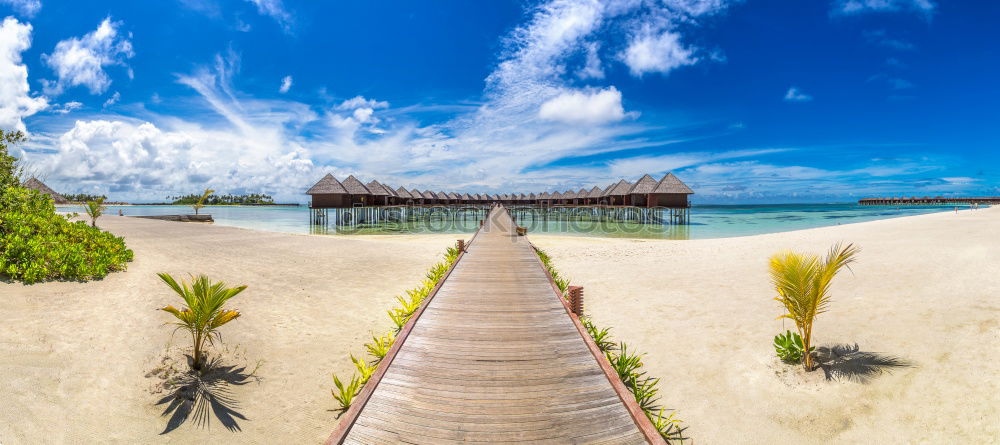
[59,203,966,240]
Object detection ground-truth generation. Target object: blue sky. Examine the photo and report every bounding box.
[1,0,996,203]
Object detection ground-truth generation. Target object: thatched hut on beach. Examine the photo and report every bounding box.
[23,178,70,204]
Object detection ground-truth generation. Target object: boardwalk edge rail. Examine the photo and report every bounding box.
[324,210,487,444]
[516,209,668,445]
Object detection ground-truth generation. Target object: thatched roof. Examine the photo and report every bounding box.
[577,188,589,198]
[23,178,70,204]
[461,193,472,200]
[563,190,576,199]
[437,191,450,201]
[538,192,551,199]
[550,191,563,199]
[606,180,633,196]
[628,174,658,194]
[601,183,616,197]
[422,190,436,200]
[366,180,390,196]
[395,187,413,198]
[587,186,604,198]
[342,175,371,195]
[448,192,461,200]
[306,174,348,195]
[652,173,694,194]
[518,193,527,200]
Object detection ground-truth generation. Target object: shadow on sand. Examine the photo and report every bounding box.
[156,355,258,434]
[813,343,912,383]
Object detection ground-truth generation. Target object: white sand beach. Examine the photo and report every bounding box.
[1,208,998,444]
[532,206,1000,444]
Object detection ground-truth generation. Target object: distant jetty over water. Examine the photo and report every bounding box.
[859,196,1000,206]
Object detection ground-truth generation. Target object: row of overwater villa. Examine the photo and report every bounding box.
[304,172,695,230]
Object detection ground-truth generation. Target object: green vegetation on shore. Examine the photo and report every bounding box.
[62,193,107,203]
[769,243,860,370]
[533,246,689,443]
[169,192,274,206]
[0,130,133,284]
[331,244,461,412]
[158,273,246,370]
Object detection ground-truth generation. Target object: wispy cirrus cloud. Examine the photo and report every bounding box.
[831,0,936,18]
[0,0,41,17]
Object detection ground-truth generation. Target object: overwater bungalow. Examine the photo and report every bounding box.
[604,180,633,206]
[394,186,414,205]
[586,186,603,205]
[648,173,694,207]
[366,180,392,206]
[305,174,350,207]
[306,172,693,210]
[341,175,372,206]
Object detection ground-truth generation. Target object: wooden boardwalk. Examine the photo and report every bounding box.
[332,206,651,444]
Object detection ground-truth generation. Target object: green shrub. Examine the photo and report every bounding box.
[540,247,687,444]
[0,130,133,284]
[773,330,813,364]
[331,244,462,412]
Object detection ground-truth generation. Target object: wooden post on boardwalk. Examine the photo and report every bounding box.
[457,239,466,253]
[568,286,584,316]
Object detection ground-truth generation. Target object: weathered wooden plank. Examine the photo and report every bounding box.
[335,206,651,444]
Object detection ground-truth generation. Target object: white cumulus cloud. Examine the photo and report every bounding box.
[0,0,41,17]
[538,87,629,125]
[0,17,48,132]
[784,87,813,102]
[621,28,696,76]
[279,75,292,93]
[41,17,134,96]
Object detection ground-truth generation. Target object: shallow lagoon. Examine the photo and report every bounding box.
[60,203,964,240]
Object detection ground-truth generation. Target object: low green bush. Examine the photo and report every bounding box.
[537,245,688,443]
[331,244,462,412]
[0,130,133,284]
[773,330,812,364]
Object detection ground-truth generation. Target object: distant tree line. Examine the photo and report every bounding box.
[63,193,108,203]
[168,193,274,205]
